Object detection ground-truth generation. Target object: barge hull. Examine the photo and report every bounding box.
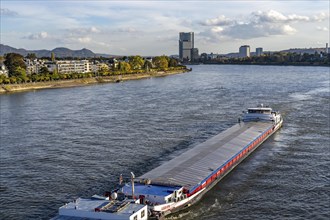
[145,120,283,218]
[140,121,281,191]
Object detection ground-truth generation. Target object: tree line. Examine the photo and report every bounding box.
[0,53,185,84]
[202,52,330,66]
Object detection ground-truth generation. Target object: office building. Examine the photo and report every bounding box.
[192,48,199,61]
[256,47,263,56]
[179,32,194,61]
[239,45,250,58]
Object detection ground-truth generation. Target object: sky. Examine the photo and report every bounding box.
[1,0,329,56]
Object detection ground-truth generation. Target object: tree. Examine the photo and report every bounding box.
[128,56,145,70]
[118,62,131,72]
[0,74,9,84]
[26,53,37,60]
[153,56,168,69]
[99,66,109,76]
[13,66,28,82]
[168,58,178,67]
[51,52,56,62]
[4,53,27,77]
[51,69,60,80]
[39,66,50,75]
[143,60,153,71]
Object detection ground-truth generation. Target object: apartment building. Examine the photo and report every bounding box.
[56,60,90,74]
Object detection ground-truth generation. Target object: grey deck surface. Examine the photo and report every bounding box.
[139,122,273,190]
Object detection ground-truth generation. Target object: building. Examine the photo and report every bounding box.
[23,59,92,75]
[192,48,199,61]
[0,62,9,76]
[256,47,263,56]
[56,60,90,74]
[44,61,57,72]
[179,32,194,61]
[25,59,50,75]
[239,45,250,58]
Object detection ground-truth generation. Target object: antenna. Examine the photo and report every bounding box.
[131,172,135,199]
[119,174,123,185]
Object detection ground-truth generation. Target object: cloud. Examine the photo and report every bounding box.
[56,35,92,45]
[117,27,138,33]
[90,27,100,33]
[200,15,232,26]
[1,8,18,16]
[211,27,224,33]
[95,41,111,48]
[316,26,328,31]
[200,10,320,40]
[156,34,177,42]
[24,32,48,40]
[66,26,101,35]
[77,37,92,43]
[252,10,309,23]
[281,25,297,35]
[312,12,329,22]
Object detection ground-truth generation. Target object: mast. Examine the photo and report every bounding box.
[131,172,135,198]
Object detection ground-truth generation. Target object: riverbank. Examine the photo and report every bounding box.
[0,68,190,94]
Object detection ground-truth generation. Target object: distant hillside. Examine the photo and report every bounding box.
[280,48,327,54]
[0,44,101,58]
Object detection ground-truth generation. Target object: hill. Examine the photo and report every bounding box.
[280,48,326,54]
[0,44,99,58]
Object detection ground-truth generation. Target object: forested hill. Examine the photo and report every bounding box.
[0,44,98,58]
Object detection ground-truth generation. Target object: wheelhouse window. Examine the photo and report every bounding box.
[248,109,271,114]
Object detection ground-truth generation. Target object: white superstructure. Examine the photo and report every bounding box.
[53,196,147,220]
[242,104,282,124]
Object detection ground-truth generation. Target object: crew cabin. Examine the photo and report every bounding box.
[54,196,148,220]
[242,105,280,122]
[121,182,185,205]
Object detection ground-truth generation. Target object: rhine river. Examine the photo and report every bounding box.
[0,65,329,220]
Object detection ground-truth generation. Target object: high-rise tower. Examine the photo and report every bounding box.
[256,47,263,56]
[239,45,250,58]
[179,32,194,61]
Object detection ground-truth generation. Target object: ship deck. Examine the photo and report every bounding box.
[139,122,274,191]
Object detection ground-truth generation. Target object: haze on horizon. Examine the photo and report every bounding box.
[1,0,329,56]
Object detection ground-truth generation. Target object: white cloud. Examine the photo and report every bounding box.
[117,27,138,33]
[252,10,309,23]
[77,37,92,43]
[24,31,48,40]
[313,12,329,22]
[66,27,101,35]
[90,27,100,33]
[316,26,328,31]
[201,15,232,26]
[211,27,224,33]
[200,10,321,41]
[287,14,310,22]
[253,10,287,22]
[95,41,111,48]
[281,25,297,35]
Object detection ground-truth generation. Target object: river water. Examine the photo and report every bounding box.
[0,65,329,220]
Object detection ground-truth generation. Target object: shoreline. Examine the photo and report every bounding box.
[0,69,190,94]
[192,62,330,67]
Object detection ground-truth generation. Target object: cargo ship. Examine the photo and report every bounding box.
[53,104,283,220]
